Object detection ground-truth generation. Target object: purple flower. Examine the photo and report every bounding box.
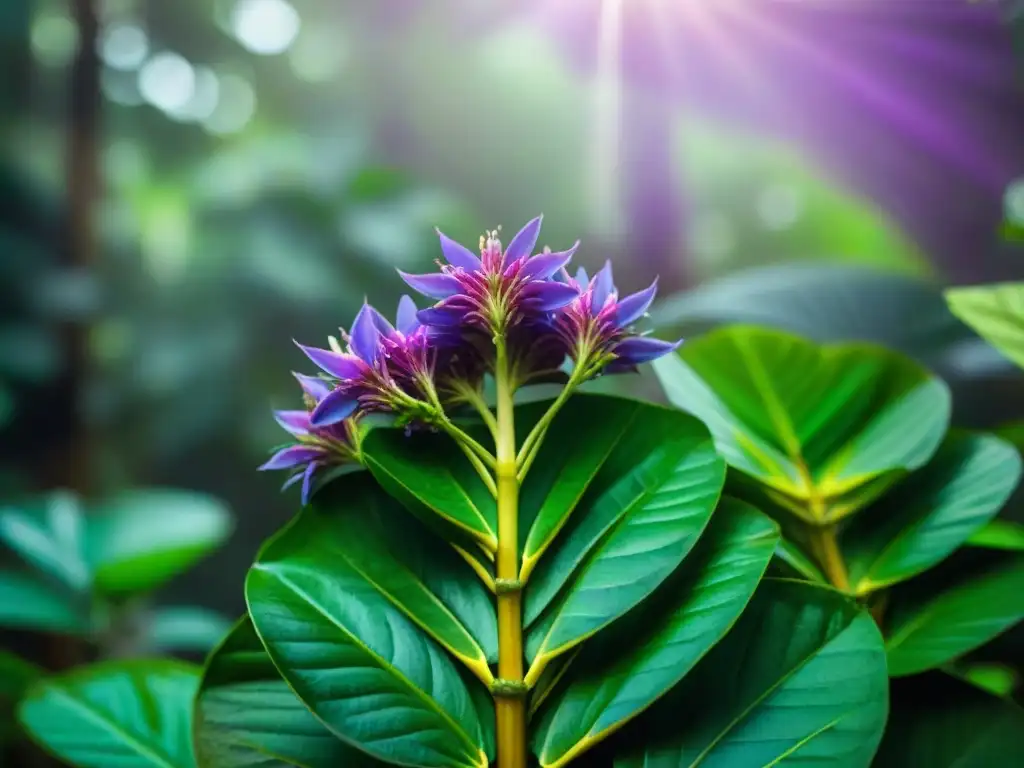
[295,296,468,428]
[553,261,681,379]
[258,373,361,505]
[400,216,581,336]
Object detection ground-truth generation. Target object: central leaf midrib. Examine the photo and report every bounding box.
[258,566,483,763]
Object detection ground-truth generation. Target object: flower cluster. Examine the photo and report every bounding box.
[260,216,680,495]
[258,373,362,505]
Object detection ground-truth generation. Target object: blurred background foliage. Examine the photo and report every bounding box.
[2,0,1024,689]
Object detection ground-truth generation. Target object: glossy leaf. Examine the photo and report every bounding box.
[615,579,889,768]
[87,489,233,596]
[195,616,382,768]
[967,519,1024,551]
[144,606,233,654]
[0,491,89,591]
[246,474,491,768]
[654,326,950,523]
[534,500,778,768]
[876,672,1024,767]
[18,659,200,768]
[524,408,725,670]
[0,570,87,633]
[885,556,1024,677]
[843,432,1021,595]
[945,282,1024,371]
[362,424,498,551]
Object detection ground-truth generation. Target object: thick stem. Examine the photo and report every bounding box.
[807,525,850,592]
[494,342,526,768]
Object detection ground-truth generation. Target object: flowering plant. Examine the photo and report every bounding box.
[25,220,1024,768]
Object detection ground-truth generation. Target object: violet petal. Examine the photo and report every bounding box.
[574,266,589,287]
[398,270,462,300]
[520,241,580,280]
[503,215,543,267]
[349,304,382,364]
[369,304,395,336]
[259,445,323,471]
[613,336,681,365]
[310,388,360,427]
[522,281,580,312]
[293,372,332,402]
[437,229,483,271]
[591,261,616,309]
[417,306,465,327]
[396,295,420,335]
[274,409,311,436]
[296,344,365,380]
[614,278,659,328]
[300,462,319,506]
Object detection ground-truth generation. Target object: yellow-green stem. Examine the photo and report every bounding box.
[807,525,850,592]
[495,341,526,768]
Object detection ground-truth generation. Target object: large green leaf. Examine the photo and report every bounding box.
[533,500,778,768]
[362,423,498,552]
[842,432,1021,595]
[0,570,87,633]
[875,672,1024,767]
[523,407,725,674]
[885,555,1024,676]
[0,491,90,591]
[654,326,950,523]
[614,579,889,768]
[194,616,382,768]
[245,474,491,768]
[87,489,233,596]
[945,283,1024,371]
[18,659,200,768]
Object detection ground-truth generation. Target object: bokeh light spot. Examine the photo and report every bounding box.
[138,53,196,114]
[202,74,257,135]
[230,0,301,56]
[31,12,79,68]
[289,28,348,82]
[100,23,149,71]
[757,184,803,231]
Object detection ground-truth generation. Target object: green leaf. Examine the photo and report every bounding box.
[954,663,1019,698]
[143,606,233,654]
[524,405,725,672]
[614,579,889,768]
[843,432,1022,595]
[773,537,826,583]
[362,424,498,551]
[245,474,491,768]
[0,570,87,633]
[18,659,200,768]
[195,616,383,768]
[946,283,1024,371]
[0,491,89,591]
[967,519,1024,551]
[885,555,1024,676]
[533,500,778,768]
[876,672,1024,767]
[87,489,233,596]
[654,326,950,523]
